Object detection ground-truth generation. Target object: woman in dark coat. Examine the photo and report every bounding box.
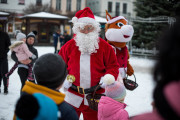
[11,32,38,92]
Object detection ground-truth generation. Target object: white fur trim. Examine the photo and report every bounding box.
[107,16,128,24]
[103,74,115,85]
[80,53,91,89]
[78,17,96,24]
[72,17,78,24]
[64,91,83,108]
[84,94,89,106]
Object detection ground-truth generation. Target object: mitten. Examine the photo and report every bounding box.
[31,54,37,60]
[127,61,134,76]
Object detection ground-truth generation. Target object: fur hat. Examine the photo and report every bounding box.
[15,93,58,120]
[104,74,126,102]
[33,53,67,89]
[27,32,36,40]
[16,33,26,41]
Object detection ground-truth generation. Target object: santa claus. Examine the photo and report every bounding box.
[59,7,119,120]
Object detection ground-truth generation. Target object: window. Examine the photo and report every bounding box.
[115,2,120,16]
[56,0,61,10]
[36,0,42,6]
[66,0,71,11]
[18,0,25,5]
[1,0,7,3]
[108,2,112,12]
[123,3,127,14]
[76,0,81,11]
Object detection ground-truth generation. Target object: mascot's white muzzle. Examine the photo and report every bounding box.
[105,25,134,42]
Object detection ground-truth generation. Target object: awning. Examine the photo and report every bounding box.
[0,12,9,16]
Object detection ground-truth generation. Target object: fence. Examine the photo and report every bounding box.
[130,48,159,59]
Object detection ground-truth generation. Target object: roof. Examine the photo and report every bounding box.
[69,15,107,23]
[21,12,68,19]
[0,12,9,16]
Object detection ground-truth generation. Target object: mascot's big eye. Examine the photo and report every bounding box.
[116,22,124,27]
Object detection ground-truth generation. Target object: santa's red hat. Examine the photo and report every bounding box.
[72,7,96,24]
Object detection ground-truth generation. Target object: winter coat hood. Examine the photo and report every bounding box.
[98,96,128,120]
[22,81,65,104]
[9,41,24,51]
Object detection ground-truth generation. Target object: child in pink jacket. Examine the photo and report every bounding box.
[5,33,36,82]
[98,75,128,120]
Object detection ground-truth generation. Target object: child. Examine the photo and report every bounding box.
[15,93,59,120]
[13,53,79,120]
[98,74,128,120]
[5,32,36,82]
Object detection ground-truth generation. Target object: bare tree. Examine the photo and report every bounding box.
[23,3,55,14]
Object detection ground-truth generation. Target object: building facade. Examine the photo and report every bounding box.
[51,0,86,16]
[87,0,136,19]
[0,0,51,36]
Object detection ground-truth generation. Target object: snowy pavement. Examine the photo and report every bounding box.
[0,46,156,120]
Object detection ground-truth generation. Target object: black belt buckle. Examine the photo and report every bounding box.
[77,86,85,94]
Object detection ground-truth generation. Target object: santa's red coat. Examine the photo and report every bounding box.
[59,38,119,108]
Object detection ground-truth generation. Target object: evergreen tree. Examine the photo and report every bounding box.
[133,0,179,49]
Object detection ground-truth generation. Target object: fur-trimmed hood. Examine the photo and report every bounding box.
[9,41,24,51]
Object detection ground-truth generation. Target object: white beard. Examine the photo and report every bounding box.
[74,31,99,54]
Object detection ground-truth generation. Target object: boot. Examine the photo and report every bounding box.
[4,87,8,95]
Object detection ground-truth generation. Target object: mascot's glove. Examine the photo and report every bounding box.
[127,61,134,76]
[100,74,115,88]
[63,75,75,90]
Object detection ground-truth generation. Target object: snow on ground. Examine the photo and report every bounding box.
[0,46,156,120]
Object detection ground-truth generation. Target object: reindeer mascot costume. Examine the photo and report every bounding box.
[105,10,134,79]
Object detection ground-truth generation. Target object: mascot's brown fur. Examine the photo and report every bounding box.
[105,10,134,79]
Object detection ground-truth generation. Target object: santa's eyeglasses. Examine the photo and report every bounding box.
[79,25,94,32]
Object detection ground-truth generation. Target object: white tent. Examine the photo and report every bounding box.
[0,11,9,15]
[21,12,68,19]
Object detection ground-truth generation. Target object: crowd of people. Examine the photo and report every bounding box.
[0,7,179,120]
[53,30,71,53]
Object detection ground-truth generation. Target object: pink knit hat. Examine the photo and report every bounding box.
[103,74,126,102]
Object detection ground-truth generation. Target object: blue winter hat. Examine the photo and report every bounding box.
[15,93,59,120]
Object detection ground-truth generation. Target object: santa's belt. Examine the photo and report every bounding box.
[70,84,101,94]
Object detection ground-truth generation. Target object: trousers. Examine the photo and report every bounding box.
[74,100,98,120]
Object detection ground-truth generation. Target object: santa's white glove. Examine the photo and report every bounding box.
[63,80,72,90]
[100,74,115,88]
[63,74,76,91]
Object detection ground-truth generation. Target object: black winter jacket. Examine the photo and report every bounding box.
[0,31,11,59]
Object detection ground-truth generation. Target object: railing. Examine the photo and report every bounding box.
[130,48,159,58]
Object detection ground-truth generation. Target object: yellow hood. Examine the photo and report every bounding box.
[22,81,65,104]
